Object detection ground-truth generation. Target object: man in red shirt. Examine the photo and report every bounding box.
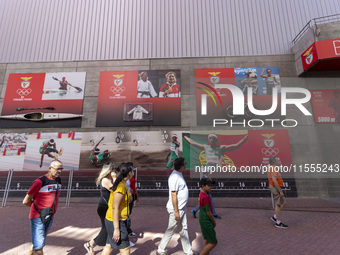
[23,160,63,255]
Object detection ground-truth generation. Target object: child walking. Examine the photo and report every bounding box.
[198,178,217,255]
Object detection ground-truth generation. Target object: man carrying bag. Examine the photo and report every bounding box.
[23,160,63,255]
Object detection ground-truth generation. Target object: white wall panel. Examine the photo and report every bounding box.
[0,0,339,63]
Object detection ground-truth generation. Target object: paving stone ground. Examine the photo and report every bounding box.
[1,197,340,255]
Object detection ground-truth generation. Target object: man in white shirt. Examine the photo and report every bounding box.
[156,157,196,255]
[137,72,158,98]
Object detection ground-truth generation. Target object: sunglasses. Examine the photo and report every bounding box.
[51,166,64,171]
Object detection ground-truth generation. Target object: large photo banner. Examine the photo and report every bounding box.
[1,72,86,128]
[0,133,28,171]
[234,66,281,95]
[0,132,82,171]
[96,70,181,126]
[23,132,82,171]
[183,130,292,177]
[182,131,249,170]
[311,89,340,123]
[195,67,282,126]
[79,130,183,170]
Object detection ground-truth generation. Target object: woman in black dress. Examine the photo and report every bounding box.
[84,162,116,255]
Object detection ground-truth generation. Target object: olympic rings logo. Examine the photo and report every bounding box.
[16,88,32,96]
[261,148,279,156]
[110,86,126,94]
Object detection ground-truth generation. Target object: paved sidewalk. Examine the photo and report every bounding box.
[1,197,340,255]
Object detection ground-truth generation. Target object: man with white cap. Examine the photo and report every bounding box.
[166,134,180,169]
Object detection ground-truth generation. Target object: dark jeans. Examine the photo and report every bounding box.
[127,193,137,234]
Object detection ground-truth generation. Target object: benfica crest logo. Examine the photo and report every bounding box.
[113,75,124,86]
[261,134,275,147]
[208,72,221,84]
[261,134,279,157]
[305,54,313,65]
[303,46,314,65]
[20,77,32,88]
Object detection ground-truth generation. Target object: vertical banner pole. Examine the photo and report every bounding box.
[2,169,13,207]
[66,170,70,207]
[1,170,10,207]
[66,169,74,207]
[135,167,138,183]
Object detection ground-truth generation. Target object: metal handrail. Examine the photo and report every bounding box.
[291,13,340,46]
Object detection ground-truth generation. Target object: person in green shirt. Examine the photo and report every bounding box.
[198,177,217,255]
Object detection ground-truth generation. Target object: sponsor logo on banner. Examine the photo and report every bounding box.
[262,134,275,147]
[208,72,221,84]
[303,46,314,65]
[261,134,279,157]
[114,75,124,86]
[15,77,33,101]
[21,77,32,88]
[110,75,126,99]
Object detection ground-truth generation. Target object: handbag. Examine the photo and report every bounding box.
[33,185,59,225]
[39,207,54,224]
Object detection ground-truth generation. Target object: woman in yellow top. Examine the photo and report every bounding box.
[102,163,133,255]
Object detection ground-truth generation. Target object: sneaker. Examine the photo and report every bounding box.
[213,215,222,219]
[275,222,288,229]
[191,209,197,218]
[271,216,276,222]
[128,232,137,237]
[129,241,135,247]
[84,241,94,255]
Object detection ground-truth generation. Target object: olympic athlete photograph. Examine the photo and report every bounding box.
[260,68,280,95]
[39,139,63,168]
[183,134,248,167]
[137,72,158,98]
[159,72,181,97]
[90,137,111,167]
[166,134,180,168]
[42,72,86,100]
[23,133,81,171]
[239,69,258,95]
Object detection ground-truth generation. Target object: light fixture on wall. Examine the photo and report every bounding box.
[315,23,321,37]
[316,28,321,36]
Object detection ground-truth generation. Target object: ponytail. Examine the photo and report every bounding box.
[111,163,132,191]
